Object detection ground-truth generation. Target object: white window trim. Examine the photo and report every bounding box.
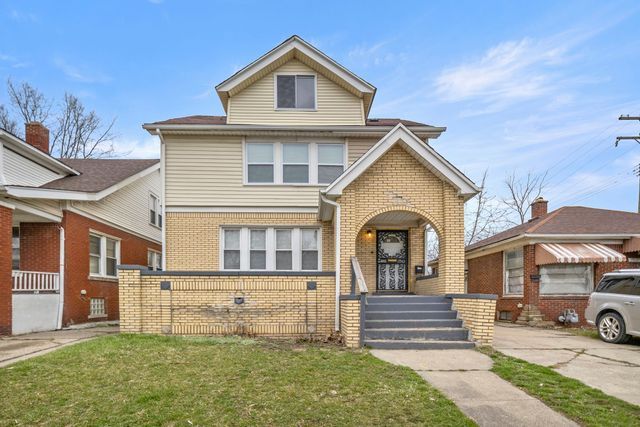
[147,249,162,271]
[243,140,346,186]
[503,248,524,296]
[89,230,121,279]
[282,143,310,184]
[220,226,322,272]
[149,192,162,229]
[273,72,318,111]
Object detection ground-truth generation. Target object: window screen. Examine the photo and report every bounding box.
[540,264,592,294]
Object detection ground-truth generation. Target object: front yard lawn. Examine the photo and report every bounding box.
[0,334,473,426]
[480,347,640,427]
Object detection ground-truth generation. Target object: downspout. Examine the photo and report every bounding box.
[320,193,341,331]
[156,129,167,270]
[56,226,65,329]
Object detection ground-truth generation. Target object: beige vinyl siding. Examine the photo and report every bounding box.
[165,136,323,207]
[3,147,64,187]
[71,170,161,242]
[347,137,379,165]
[11,198,63,218]
[227,60,365,126]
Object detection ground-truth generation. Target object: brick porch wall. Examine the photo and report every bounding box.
[19,223,60,272]
[62,211,161,326]
[0,206,12,335]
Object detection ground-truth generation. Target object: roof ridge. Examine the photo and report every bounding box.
[527,207,565,233]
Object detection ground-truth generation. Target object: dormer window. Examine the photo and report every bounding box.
[276,74,316,109]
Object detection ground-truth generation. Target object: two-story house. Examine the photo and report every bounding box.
[120,36,498,348]
[0,122,161,335]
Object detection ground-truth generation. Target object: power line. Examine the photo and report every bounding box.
[615,114,640,212]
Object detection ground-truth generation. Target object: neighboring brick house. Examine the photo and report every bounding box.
[118,35,500,349]
[466,197,640,326]
[0,123,161,335]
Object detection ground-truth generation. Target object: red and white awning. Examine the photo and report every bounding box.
[536,243,626,265]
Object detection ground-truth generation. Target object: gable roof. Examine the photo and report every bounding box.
[5,159,159,201]
[322,123,479,199]
[466,206,640,252]
[215,35,377,117]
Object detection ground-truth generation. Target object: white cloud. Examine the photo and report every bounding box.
[347,40,407,68]
[112,136,160,159]
[53,58,111,84]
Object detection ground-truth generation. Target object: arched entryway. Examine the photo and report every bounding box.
[353,207,442,294]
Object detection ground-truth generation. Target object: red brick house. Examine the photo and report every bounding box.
[466,198,640,326]
[1,123,161,335]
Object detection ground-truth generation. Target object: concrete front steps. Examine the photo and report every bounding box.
[364,295,474,350]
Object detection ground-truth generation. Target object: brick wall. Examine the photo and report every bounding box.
[19,223,60,272]
[414,275,445,295]
[0,206,12,335]
[62,211,161,326]
[339,298,361,347]
[118,268,336,339]
[450,296,497,345]
[166,212,334,271]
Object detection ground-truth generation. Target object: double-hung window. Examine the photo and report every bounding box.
[504,248,524,295]
[149,193,162,228]
[246,143,275,183]
[318,144,344,184]
[276,75,316,109]
[282,144,309,183]
[222,227,321,271]
[89,233,120,278]
[245,142,344,185]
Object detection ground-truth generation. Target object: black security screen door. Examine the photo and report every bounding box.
[376,230,408,291]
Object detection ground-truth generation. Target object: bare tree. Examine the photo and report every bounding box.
[503,170,548,224]
[465,169,509,244]
[0,104,18,134]
[7,79,51,124]
[51,93,116,159]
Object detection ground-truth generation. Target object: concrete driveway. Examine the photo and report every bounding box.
[0,326,118,367]
[494,323,640,405]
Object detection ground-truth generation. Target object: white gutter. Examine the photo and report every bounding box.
[157,129,167,270]
[56,226,65,329]
[321,193,341,331]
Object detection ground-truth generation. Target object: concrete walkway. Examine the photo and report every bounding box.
[494,323,640,405]
[372,349,577,427]
[0,326,118,367]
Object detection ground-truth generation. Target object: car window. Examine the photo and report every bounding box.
[596,277,638,295]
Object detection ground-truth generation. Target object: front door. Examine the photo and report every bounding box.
[376,230,408,291]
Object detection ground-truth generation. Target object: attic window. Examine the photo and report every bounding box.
[276,75,315,109]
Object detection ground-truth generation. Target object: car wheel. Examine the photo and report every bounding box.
[597,312,629,344]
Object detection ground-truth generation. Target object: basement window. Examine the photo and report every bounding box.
[276,74,316,109]
[90,298,106,317]
[498,311,512,321]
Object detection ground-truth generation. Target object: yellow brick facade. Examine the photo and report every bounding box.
[451,297,497,346]
[119,268,336,338]
[339,299,361,348]
[166,212,334,271]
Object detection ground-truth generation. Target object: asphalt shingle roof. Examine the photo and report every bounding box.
[148,115,433,127]
[41,159,159,192]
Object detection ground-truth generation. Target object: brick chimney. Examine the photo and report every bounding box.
[531,197,548,219]
[25,122,50,154]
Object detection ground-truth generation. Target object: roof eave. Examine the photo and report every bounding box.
[0,130,80,176]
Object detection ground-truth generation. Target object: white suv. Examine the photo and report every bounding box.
[585,269,640,344]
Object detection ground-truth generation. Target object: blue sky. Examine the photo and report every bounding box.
[1,0,639,213]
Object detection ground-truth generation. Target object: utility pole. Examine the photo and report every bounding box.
[616,115,640,212]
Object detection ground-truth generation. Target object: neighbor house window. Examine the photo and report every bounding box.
[276,74,315,109]
[318,144,344,184]
[221,227,321,271]
[245,142,344,185]
[149,193,162,227]
[540,264,593,294]
[246,143,275,183]
[89,233,120,278]
[12,226,19,270]
[147,250,162,271]
[504,248,524,295]
[90,298,106,317]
